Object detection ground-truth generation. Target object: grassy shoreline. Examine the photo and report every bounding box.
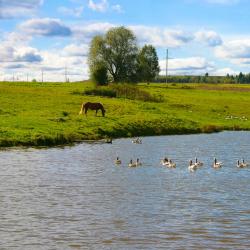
[1,81,250,148]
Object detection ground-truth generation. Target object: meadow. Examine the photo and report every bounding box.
[1,81,250,147]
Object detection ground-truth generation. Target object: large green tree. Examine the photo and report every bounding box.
[88,35,108,85]
[88,26,138,83]
[137,45,160,82]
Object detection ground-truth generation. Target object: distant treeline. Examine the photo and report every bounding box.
[155,72,250,84]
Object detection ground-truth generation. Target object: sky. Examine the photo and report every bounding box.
[1,0,250,81]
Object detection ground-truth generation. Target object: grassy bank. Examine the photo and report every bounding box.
[1,81,250,147]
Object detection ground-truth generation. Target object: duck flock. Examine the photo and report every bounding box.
[114,138,249,171]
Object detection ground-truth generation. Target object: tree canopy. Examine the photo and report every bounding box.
[88,26,159,84]
[137,45,160,82]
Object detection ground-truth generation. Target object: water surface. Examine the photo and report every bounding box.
[0,131,250,249]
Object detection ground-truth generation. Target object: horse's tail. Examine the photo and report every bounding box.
[79,103,85,115]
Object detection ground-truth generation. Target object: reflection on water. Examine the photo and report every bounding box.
[0,131,250,249]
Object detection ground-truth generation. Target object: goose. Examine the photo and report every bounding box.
[167,159,176,168]
[128,159,137,168]
[213,158,222,168]
[135,158,142,167]
[161,157,169,166]
[195,157,203,167]
[115,157,121,165]
[132,138,142,144]
[237,159,248,168]
[242,159,249,167]
[188,160,197,171]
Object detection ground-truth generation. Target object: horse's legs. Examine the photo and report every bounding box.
[85,107,88,116]
[95,109,98,116]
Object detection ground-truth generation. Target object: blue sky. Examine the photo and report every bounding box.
[1,0,250,81]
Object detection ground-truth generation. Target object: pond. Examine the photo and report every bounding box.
[0,131,250,249]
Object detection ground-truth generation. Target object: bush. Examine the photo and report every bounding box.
[91,65,108,86]
[84,87,117,97]
[84,84,163,102]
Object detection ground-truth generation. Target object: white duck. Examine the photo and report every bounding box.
[213,158,222,168]
[188,160,197,172]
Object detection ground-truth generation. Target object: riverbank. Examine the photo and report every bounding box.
[1,81,250,147]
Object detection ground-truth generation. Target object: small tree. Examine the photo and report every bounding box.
[137,45,160,82]
[91,64,108,86]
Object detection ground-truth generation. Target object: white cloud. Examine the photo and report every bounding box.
[72,22,115,41]
[88,0,108,12]
[0,0,43,19]
[62,44,89,57]
[195,30,223,47]
[159,57,213,75]
[19,18,72,37]
[211,67,238,76]
[58,6,84,17]
[130,25,193,48]
[111,4,123,13]
[0,40,42,63]
[88,0,123,13]
[215,39,250,65]
[203,0,240,4]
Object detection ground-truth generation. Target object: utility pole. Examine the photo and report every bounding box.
[27,73,29,82]
[166,48,168,84]
[65,65,68,82]
[41,69,44,83]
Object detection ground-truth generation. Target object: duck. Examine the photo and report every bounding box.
[132,138,142,144]
[195,157,203,167]
[188,160,197,172]
[115,157,121,165]
[135,158,142,166]
[167,159,176,168]
[237,159,248,168]
[213,158,222,168]
[128,159,137,168]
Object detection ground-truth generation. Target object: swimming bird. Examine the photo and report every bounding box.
[195,157,203,167]
[115,157,121,165]
[161,157,169,166]
[213,158,222,168]
[188,160,197,171]
[167,159,176,168]
[237,159,248,168]
[242,159,249,167]
[132,138,142,144]
[136,158,142,166]
[128,159,137,167]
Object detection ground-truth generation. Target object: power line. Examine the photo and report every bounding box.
[166,48,168,84]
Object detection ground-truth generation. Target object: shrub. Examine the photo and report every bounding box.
[91,65,108,86]
[84,84,163,102]
[84,87,117,97]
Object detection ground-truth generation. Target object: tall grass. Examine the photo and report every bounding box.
[84,84,163,102]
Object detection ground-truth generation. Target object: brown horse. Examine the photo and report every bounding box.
[79,102,106,117]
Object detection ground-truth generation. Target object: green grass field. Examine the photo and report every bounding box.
[1,81,250,147]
